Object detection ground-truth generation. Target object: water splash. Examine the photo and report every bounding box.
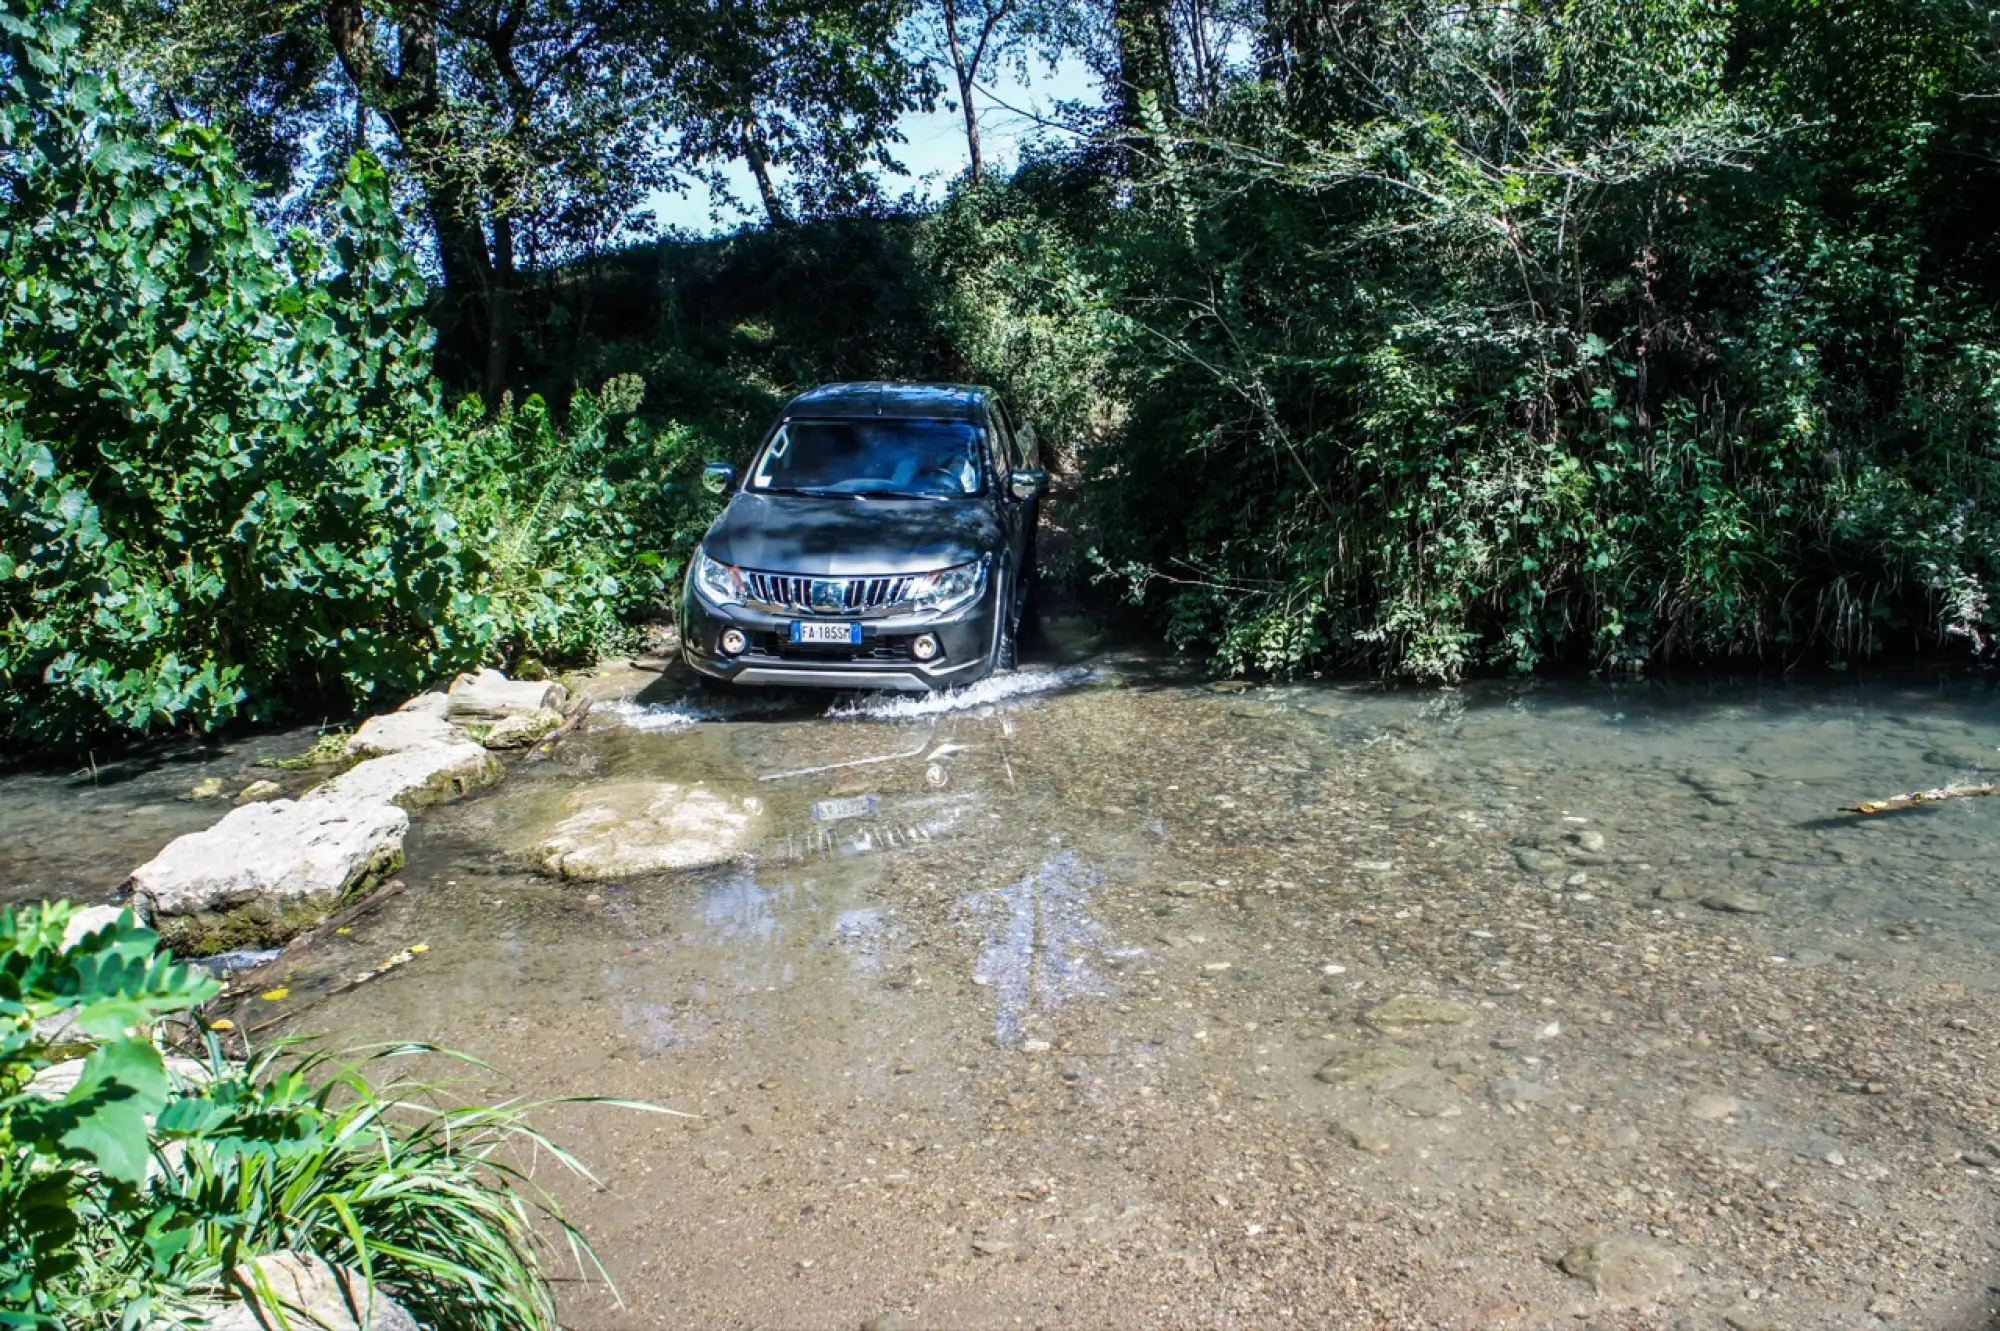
[827,665,1093,722]
[599,699,706,732]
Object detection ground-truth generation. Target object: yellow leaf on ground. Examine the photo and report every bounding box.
[209,1019,235,1031]
[409,942,429,954]
[335,927,352,935]
[259,988,290,1001]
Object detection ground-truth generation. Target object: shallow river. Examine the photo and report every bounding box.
[7,626,2000,1330]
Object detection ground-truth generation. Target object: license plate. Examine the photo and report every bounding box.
[811,795,877,823]
[791,621,861,645]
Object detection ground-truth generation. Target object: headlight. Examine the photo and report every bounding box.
[906,560,987,614]
[692,548,744,606]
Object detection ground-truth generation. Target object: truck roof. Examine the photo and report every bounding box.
[781,382,989,422]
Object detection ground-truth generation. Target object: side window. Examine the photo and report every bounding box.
[993,400,1026,467]
[984,409,1010,485]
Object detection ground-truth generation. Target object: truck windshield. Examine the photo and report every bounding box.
[748,418,984,497]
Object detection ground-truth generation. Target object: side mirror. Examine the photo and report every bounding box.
[1009,468,1047,502]
[701,461,736,495]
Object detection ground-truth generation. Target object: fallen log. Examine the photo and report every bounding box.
[1838,782,1997,815]
[245,943,427,1037]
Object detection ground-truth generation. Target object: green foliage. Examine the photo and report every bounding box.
[0,900,639,1330]
[0,0,489,746]
[967,0,2000,678]
[0,902,220,1321]
[1,3,716,750]
[436,375,721,665]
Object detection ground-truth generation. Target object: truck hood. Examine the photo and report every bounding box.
[701,491,1000,576]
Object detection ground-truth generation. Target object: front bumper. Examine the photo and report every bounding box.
[679,580,1000,692]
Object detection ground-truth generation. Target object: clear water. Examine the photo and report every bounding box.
[8,644,2000,1328]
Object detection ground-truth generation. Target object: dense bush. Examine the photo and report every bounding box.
[435,375,719,670]
[1,901,625,1329]
[0,3,711,748]
[0,3,483,745]
[1015,0,2000,678]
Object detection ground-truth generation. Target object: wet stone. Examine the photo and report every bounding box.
[1701,890,1772,915]
[1489,1077,1555,1108]
[1365,995,1475,1027]
[533,780,765,879]
[234,779,283,805]
[1515,848,1565,875]
[1559,1235,1681,1301]
[1385,1081,1452,1117]
[860,1315,913,1331]
[1316,1045,1422,1087]
[1332,1119,1393,1153]
[1688,1093,1741,1121]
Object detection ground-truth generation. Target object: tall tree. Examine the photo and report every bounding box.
[94,0,930,393]
[914,0,1015,179]
[673,0,932,225]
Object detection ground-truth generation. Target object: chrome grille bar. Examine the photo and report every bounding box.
[742,570,918,618]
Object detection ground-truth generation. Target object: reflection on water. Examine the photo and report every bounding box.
[962,850,1114,1048]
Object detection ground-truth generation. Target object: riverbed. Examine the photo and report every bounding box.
[6,631,2000,1329]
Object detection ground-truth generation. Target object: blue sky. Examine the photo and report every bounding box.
[648,55,1100,233]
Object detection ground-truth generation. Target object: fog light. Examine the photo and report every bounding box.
[912,633,940,662]
[719,628,748,655]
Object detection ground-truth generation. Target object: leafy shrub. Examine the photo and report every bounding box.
[435,375,721,666]
[0,2,488,747]
[972,0,2000,678]
[1,900,631,1330]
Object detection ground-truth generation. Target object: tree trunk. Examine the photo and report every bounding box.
[1112,0,1178,136]
[959,70,984,180]
[742,116,787,225]
[326,2,495,389]
[484,213,515,406]
[941,0,985,180]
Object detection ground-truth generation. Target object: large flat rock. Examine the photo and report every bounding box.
[535,780,765,880]
[308,743,501,811]
[127,800,407,954]
[344,710,466,757]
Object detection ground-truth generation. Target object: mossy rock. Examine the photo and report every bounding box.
[151,848,402,957]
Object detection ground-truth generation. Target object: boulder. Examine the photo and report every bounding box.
[343,711,464,758]
[127,800,407,954]
[482,707,565,750]
[207,1251,418,1331]
[446,668,567,722]
[397,690,452,718]
[308,744,501,812]
[61,904,128,949]
[534,780,765,880]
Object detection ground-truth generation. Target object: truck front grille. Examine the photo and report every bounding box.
[743,571,918,617]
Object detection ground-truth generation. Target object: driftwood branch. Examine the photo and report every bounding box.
[244,943,428,1037]
[220,877,408,998]
[1839,782,1997,815]
[528,697,593,758]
